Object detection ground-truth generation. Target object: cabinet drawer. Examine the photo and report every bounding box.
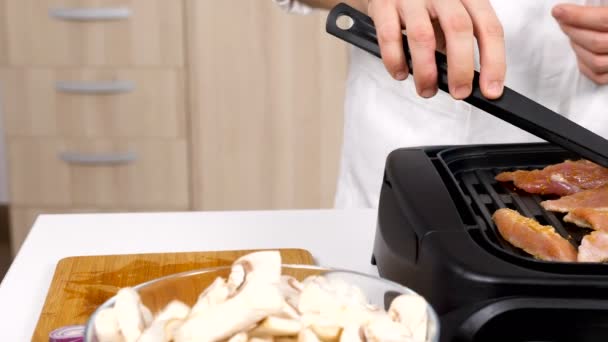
[8,138,190,208]
[0,68,186,138]
[2,0,183,66]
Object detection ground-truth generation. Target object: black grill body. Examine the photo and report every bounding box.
[373,143,608,341]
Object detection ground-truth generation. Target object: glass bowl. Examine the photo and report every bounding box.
[84,264,440,341]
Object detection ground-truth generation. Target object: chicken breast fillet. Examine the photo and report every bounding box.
[541,185,608,213]
[492,208,577,262]
[578,231,608,263]
[564,208,608,231]
[495,160,608,196]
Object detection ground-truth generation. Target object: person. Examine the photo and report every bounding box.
[275,0,608,208]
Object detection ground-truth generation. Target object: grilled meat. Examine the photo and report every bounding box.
[541,185,608,213]
[495,160,608,196]
[578,231,608,263]
[564,208,608,231]
[492,208,577,262]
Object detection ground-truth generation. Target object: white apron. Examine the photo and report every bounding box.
[334,0,608,208]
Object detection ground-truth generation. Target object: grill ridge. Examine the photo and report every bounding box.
[457,167,591,259]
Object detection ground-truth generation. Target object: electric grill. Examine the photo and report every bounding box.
[325,3,608,341]
[374,143,608,341]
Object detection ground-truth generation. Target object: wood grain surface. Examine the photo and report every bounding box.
[32,248,314,341]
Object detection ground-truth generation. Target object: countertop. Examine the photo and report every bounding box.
[0,209,378,341]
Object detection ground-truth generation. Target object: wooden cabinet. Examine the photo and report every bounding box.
[1,0,184,66]
[186,1,347,210]
[0,68,186,138]
[0,0,348,252]
[8,138,189,208]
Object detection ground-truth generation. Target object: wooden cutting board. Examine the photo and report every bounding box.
[32,248,314,341]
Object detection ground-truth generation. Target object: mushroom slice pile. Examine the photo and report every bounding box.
[93,251,430,342]
[138,300,191,342]
[95,288,149,342]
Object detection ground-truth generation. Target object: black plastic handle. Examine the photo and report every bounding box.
[326,3,608,168]
[326,3,451,95]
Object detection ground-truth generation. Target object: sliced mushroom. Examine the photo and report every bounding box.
[298,281,340,315]
[310,324,342,342]
[174,281,284,342]
[191,277,230,316]
[94,308,124,342]
[156,300,191,321]
[231,251,282,288]
[114,288,146,342]
[299,277,370,319]
[140,304,154,327]
[138,301,191,342]
[249,337,274,342]
[298,328,321,342]
[249,316,302,337]
[228,264,247,292]
[279,276,303,309]
[388,295,428,342]
[363,315,412,342]
[275,338,298,342]
[228,332,249,342]
[298,282,378,326]
[339,325,363,342]
[279,301,301,320]
[165,318,185,341]
[136,322,163,342]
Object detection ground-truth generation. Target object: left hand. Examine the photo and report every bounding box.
[553,4,608,84]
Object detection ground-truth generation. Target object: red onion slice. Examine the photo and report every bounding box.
[49,325,84,342]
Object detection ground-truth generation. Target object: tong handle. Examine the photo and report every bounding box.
[326,3,608,167]
[327,3,454,95]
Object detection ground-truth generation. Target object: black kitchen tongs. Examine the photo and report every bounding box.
[326,3,608,167]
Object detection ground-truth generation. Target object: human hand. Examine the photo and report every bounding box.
[368,0,506,100]
[553,4,608,84]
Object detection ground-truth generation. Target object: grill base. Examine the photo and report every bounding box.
[373,143,608,339]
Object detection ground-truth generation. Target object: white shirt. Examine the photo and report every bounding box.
[277,0,608,208]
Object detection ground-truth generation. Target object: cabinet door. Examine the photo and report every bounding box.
[8,138,189,208]
[0,3,7,66]
[2,0,183,66]
[187,1,348,210]
[0,68,186,138]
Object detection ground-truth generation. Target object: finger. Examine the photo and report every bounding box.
[552,4,608,31]
[577,56,608,84]
[560,24,608,54]
[400,0,438,97]
[370,0,408,80]
[433,0,475,99]
[571,41,608,74]
[462,0,505,99]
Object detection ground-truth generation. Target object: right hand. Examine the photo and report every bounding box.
[367,0,506,100]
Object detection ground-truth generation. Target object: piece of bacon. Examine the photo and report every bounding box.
[495,160,608,196]
[492,208,578,262]
[564,208,608,231]
[541,185,608,213]
[578,231,608,263]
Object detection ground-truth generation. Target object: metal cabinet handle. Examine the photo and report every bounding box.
[55,80,135,94]
[58,151,137,165]
[49,7,131,21]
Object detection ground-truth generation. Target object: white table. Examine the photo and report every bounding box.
[0,209,378,341]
